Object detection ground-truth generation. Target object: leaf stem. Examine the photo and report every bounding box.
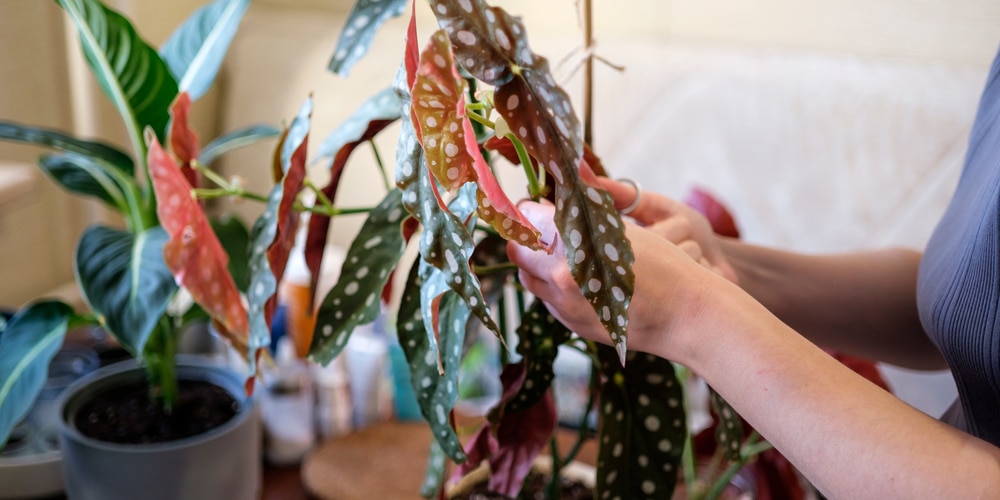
[370,139,392,191]
[505,133,543,200]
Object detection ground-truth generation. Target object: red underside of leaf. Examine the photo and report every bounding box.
[169,92,200,188]
[148,134,248,351]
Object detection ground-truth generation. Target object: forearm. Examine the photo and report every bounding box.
[676,280,1000,498]
[718,239,944,369]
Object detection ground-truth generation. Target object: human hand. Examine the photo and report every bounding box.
[593,177,738,284]
[507,200,720,360]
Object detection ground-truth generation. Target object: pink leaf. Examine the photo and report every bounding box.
[147,131,248,352]
[168,92,200,187]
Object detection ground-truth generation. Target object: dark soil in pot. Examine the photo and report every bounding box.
[73,379,238,444]
[453,470,594,500]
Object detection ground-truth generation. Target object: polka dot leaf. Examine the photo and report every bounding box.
[596,347,686,499]
[498,300,572,415]
[310,189,408,365]
[430,0,635,362]
[307,88,401,316]
[710,388,745,462]
[411,30,546,251]
[420,439,448,498]
[460,362,558,497]
[397,260,469,463]
[245,97,312,375]
[397,94,502,342]
[148,132,248,356]
[327,0,407,77]
[412,30,476,192]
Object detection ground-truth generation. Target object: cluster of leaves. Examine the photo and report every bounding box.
[0,0,287,445]
[301,0,692,498]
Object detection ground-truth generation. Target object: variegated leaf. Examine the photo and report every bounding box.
[310,189,407,365]
[498,300,571,415]
[396,83,500,342]
[327,0,408,77]
[710,389,745,462]
[410,29,545,251]
[596,346,685,499]
[246,99,311,372]
[199,124,281,166]
[411,30,474,191]
[462,362,558,497]
[420,439,448,498]
[431,0,634,362]
[308,87,401,305]
[148,133,247,351]
[397,260,468,463]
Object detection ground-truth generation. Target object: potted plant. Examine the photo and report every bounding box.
[0,0,288,498]
[291,0,779,498]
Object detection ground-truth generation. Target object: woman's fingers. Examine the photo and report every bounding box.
[593,176,684,226]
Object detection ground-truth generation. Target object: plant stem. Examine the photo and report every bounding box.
[370,139,392,191]
[466,111,496,130]
[505,133,544,200]
[144,319,178,413]
[704,431,772,500]
[546,437,563,500]
[677,365,699,494]
[472,262,518,276]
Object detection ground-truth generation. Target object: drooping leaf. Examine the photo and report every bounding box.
[199,124,281,166]
[419,439,448,499]
[409,30,545,251]
[245,98,311,373]
[710,389,745,462]
[0,120,134,174]
[169,92,200,187]
[75,225,177,355]
[396,261,468,463]
[430,0,634,362]
[38,153,132,212]
[458,363,558,497]
[159,0,251,101]
[311,189,408,365]
[395,65,501,343]
[266,97,311,326]
[411,30,475,191]
[498,300,571,414]
[307,87,400,306]
[596,347,685,499]
[0,301,73,448]
[57,0,178,142]
[327,0,408,77]
[147,133,248,353]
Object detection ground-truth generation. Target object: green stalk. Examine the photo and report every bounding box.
[505,133,543,200]
[143,318,178,413]
[370,139,392,191]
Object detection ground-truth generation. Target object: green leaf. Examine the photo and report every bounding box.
[327,0,408,77]
[396,261,468,463]
[420,439,448,498]
[211,214,252,292]
[596,347,685,499]
[159,0,251,101]
[500,301,572,415]
[0,301,72,448]
[75,225,178,356]
[311,189,407,365]
[710,389,745,462]
[57,0,178,149]
[38,153,133,212]
[0,120,134,173]
[199,124,281,166]
[430,0,635,363]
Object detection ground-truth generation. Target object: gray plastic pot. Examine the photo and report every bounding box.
[57,357,261,500]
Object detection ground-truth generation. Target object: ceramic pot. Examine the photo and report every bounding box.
[57,357,261,500]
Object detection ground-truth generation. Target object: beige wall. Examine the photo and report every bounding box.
[2,0,998,307]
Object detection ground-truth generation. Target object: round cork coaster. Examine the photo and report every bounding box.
[301,421,432,499]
